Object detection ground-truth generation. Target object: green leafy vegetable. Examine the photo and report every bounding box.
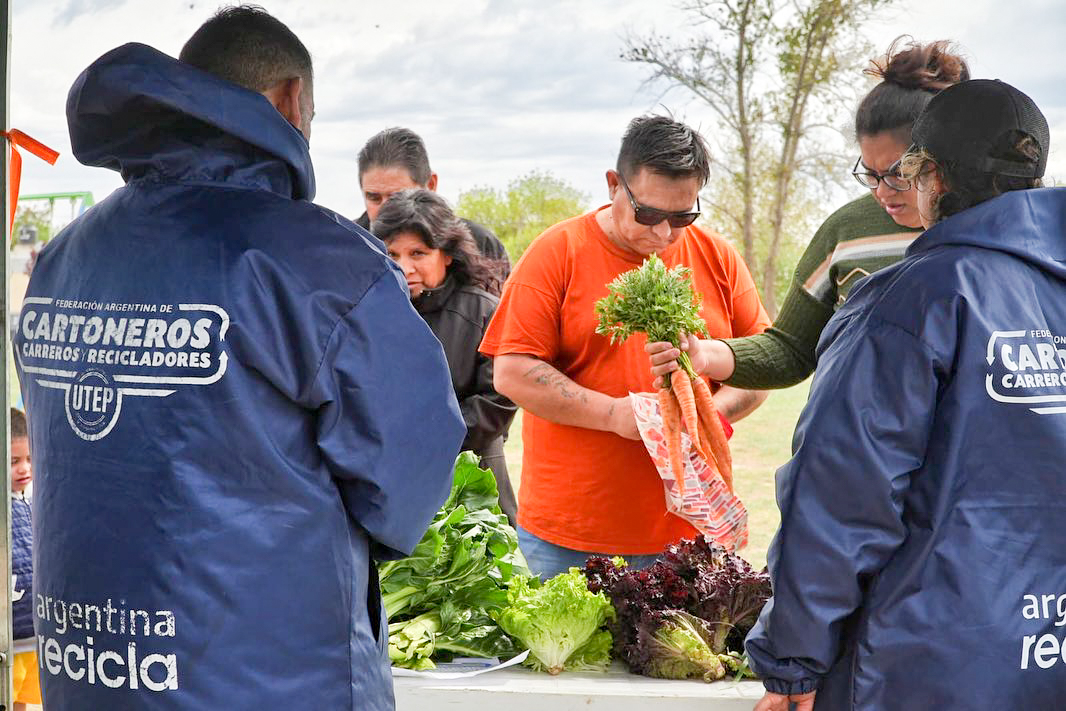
[387,602,517,670]
[494,569,614,674]
[595,254,707,376]
[388,612,440,670]
[636,610,725,682]
[379,452,530,669]
[720,650,757,680]
[562,628,614,672]
[584,537,770,681]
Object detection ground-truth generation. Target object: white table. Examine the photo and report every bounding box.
[394,662,765,710]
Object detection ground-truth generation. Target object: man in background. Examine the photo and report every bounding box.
[16,7,463,709]
[357,127,511,276]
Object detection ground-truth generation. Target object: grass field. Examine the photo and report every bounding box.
[503,379,811,570]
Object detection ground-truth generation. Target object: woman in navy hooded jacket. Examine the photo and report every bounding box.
[746,80,1066,710]
[14,8,464,711]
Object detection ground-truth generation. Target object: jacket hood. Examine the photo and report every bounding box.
[909,187,1066,280]
[67,42,315,200]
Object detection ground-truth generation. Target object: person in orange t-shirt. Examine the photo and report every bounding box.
[481,115,771,577]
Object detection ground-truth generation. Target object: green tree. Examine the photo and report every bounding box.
[701,142,824,302]
[10,203,52,247]
[458,171,590,260]
[624,0,891,314]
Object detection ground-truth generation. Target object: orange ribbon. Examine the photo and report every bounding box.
[3,129,61,229]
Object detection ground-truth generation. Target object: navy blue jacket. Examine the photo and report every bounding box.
[746,188,1066,709]
[11,496,33,643]
[14,43,465,710]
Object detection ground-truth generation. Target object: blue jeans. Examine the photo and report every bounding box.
[517,526,661,579]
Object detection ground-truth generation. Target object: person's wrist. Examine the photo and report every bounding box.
[702,339,736,382]
[604,395,624,435]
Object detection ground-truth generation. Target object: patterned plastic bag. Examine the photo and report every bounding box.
[630,392,748,552]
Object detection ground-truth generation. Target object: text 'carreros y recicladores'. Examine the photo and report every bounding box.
[18,297,230,441]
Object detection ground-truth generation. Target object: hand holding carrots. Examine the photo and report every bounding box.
[646,334,738,385]
[595,255,734,493]
[660,352,734,494]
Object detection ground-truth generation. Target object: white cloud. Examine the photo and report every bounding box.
[863,0,1066,181]
[8,0,1066,224]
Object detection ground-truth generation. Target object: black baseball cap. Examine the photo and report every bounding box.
[909,79,1049,178]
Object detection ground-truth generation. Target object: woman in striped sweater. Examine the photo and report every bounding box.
[648,39,969,389]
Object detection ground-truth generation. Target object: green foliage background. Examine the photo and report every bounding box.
[458,170,590,261]
[10,204,52,247]
[700,145,830,308]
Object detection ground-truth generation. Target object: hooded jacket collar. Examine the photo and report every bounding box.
[908,188,1066,280]
[66,42,315,201]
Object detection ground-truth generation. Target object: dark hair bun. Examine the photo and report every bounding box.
[865,37,969,93]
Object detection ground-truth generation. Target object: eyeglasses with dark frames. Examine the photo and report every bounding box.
[851,157,912,192]
[618,172,701,228]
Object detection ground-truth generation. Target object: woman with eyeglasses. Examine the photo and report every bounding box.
[747,78,1065,710]
[647,39,968,389]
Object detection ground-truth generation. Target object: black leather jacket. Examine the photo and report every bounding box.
[413,277,518,522]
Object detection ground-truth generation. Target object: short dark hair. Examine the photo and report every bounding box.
[616,116,711,186]
[371,189,502,295]
[10,408,26,440]
[358,128,433,186]
[179,5,312,92]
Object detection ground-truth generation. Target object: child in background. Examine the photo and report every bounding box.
[10,408,40,710]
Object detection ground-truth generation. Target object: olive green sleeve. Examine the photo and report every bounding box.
[717,196,869,389]
[721,280,834,389]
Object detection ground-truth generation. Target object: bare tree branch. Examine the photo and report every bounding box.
[622,0,891,315]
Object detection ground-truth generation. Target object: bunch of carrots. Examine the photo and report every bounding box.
[595,255,733,496]
[658,353,733,496]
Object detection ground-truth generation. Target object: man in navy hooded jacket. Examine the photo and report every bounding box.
[14,7,465,710]
[746,80,1066,709]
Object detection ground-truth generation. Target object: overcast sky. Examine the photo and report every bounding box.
[8,0,1066,227]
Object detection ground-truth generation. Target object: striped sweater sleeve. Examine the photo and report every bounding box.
[723,194,920,389]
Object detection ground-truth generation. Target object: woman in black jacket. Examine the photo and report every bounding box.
[372,189,518,524]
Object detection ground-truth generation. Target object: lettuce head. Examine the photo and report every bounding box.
[494,569,614,674]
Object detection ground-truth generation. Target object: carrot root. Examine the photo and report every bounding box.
[691,376,733,486]
[671,370,707,461]
[657,387,685,498]
[696,415,733,493]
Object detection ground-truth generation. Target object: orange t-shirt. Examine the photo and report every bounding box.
[480,207,770,553]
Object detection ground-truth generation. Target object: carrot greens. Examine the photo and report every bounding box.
[594,254,734,489]
[594,254,706,378]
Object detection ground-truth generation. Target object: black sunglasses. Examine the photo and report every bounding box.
[618,172,701,228]
[851,157,911,192]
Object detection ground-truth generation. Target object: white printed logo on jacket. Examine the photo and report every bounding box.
[37,594,179,692]
[985,329,1066,415]
[18,297,229,440]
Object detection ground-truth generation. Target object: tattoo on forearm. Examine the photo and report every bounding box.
[524,363,589,403]
[718,389,757,420]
